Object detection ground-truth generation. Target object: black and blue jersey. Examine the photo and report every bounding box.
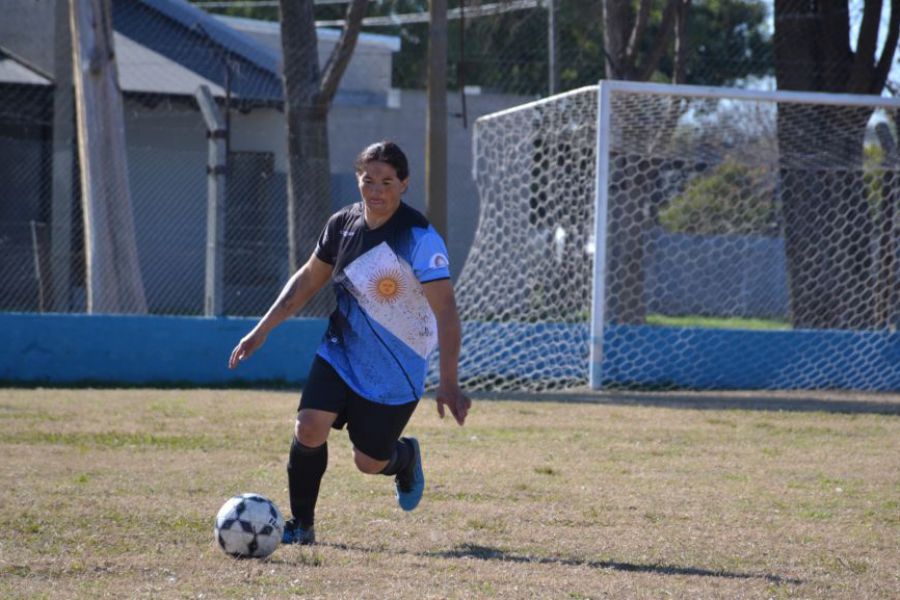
[314,202,451,405]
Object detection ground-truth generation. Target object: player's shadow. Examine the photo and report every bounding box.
[472,390,900,415]
[426,543,802,584]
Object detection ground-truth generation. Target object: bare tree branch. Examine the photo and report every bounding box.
[872,0,900,92]
[817,0,851,89]
[848,0,882,92]
[637,0,679,81]
[672,0,691,84]
[627,0,652,66]
[319,0,368,106]
[603,0,634,79]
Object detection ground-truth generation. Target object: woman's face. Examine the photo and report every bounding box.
[357,160,408,223]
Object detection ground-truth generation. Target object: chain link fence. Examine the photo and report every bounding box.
[1,0,897,320]
[1,0,375,316]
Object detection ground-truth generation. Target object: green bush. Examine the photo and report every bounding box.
[658,160,776,235]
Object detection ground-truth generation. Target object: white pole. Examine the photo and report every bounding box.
[589,81,612,390]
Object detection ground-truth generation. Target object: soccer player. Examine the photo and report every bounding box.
[228,140,471,545]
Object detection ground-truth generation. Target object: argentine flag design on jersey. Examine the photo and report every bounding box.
[315,202,451,405]
[343,242,437,359]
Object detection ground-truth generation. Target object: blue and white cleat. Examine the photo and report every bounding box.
[395,437,425,511]
[281,519,316,545]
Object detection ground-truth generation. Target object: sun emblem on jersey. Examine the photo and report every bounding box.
[368,268,406,304]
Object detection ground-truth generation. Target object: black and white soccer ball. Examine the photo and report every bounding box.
[214,493,285,559]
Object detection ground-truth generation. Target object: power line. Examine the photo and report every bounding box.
[317,0,540,27]
[195,0,366,6]
[193,0,542,26]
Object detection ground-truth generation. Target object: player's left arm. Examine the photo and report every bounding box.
[422,279,471,426]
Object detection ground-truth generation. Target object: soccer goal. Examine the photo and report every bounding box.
[451,80,900,392]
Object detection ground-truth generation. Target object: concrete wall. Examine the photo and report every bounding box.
[0,313,326,385]
[128,87,535,286]
[123,102,290,314]
[2,313,897,391]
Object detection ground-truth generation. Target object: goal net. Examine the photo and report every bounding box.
[450,81,900,392]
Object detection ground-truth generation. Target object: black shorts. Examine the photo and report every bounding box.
[298,355,419,461]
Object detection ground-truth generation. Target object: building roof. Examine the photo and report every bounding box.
[115,32,227,98]
[113,0,282,103]
[0,51,51,87]
[216,15,401,53]
[138,0,281,76]
[0,0,282,104]
[0,0,400,106]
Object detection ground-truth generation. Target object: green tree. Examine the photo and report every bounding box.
[773,0,900,329]
[193,1,774,94]
[670,0,772,85]
[658,161,776,236]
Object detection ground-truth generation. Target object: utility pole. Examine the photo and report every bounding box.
[426,0,448,240]
[70,0,147,313]
[547,0,559,95]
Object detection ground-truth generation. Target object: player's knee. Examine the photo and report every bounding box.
[294,418,327,447]
[353,448,387,474]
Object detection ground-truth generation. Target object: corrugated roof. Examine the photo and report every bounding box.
[115,32,227,98]
[113,0,283,102]
[0,0,399,106]
[140,0,281,75]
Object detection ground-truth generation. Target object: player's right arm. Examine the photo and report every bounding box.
[228,254,333,369]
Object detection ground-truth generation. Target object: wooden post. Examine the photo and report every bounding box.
[195,85,227,317]
[547,0,559,95]
[51,0,74,312]
[70,0,147,313]
[426,0,449,240]
[30,221,48,313]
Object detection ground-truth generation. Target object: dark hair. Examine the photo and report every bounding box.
[354,140,409,180]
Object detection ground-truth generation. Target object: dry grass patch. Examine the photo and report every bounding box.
[0,388,898,599]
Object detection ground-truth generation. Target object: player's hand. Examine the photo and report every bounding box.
[228,331,267,369]
[435,382,471,426]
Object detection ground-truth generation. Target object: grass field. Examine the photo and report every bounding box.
[646,314,790,330]
[1,388,898,599]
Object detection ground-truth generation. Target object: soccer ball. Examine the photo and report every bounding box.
[214,493,285,559]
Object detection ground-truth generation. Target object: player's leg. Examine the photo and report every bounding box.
[345,396,425,511]
[283,356,345,544]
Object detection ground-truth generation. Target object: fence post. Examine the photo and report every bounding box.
[195,84,227,317]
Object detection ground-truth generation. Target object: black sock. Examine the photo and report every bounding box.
[378,438,413,476]
[287,438,327,530]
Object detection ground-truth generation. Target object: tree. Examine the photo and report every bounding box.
[601,0,690,324]
[773,0,900,329]
[383,0,772,94]
[278,0,368,315]
[603,0,691,83]
[659,161,776,235]
[71,0,147,313]
[673,0,772,85]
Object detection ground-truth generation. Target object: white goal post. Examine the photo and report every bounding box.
[449,80,900,393]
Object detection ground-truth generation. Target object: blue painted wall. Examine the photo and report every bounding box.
[601,324,900,391]
[2,313,897,391]
[0,313,328,386]
[454,321,899,392]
